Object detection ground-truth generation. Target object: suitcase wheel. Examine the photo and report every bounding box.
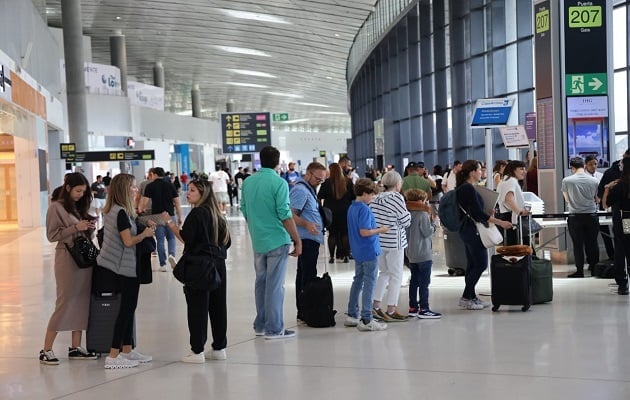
[492,305,500,312]
[448,268,455,276]
[521,305,530,312]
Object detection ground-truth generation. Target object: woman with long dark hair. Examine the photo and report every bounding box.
[602,157,630,295]
[496,160,530,245]
[40,172,97,365]
[97,173,156,369]
[162,179,231,362]
[456,161,512,310]
[318,163,355,263]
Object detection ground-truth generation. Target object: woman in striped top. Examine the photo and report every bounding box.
[369,171,412,321]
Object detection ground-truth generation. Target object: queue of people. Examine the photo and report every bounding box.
[42,148,625,369]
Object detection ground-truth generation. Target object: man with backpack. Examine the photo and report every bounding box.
[290,162,327,323]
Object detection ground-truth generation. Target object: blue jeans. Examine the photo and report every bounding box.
[408,260,432,310]
[155,216,176,266]
[347,258,379,321]
[253,244,290,335]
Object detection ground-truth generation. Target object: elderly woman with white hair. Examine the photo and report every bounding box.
[369,171,412,321]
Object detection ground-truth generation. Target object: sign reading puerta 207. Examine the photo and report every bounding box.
[221,112,271,154]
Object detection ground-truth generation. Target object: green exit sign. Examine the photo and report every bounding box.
[273,113,289,121]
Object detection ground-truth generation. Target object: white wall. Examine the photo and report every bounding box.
[273,129,349,171]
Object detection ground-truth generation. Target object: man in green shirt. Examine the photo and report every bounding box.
[241,146,302,339]
[402,161,434,194]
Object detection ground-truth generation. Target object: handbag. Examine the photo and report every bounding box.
[65,235,99,269]
[521,215,543,236]
[621,210,630,234]
[475,221,504,248]
[460,204,503,248]
[172,207,224,290]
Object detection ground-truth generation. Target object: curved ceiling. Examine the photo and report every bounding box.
[44,0,377,133]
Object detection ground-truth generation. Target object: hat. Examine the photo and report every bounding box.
[406,161,424,169]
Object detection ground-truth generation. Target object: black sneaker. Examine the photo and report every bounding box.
[68,346,98,360]
[39,349,60,365]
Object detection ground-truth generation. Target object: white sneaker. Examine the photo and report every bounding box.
[459,297,484,310]
[205,349,227,361]
[344,316,360,327]
[159,265,168,272]
[472,298,491,308]
[121,349,152,363]
[104,354,139,369]
[357,319,387,331]
[167,255,177,270]
[181,352,205,363]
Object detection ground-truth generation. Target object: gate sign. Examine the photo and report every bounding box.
[471,98,514,128]
[221,112,271,154]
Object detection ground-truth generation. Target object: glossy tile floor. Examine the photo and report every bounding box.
[2,205,630,399]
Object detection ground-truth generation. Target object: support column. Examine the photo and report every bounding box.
[191,84,201,118]
[226,100,235,113]
[110,32,128,95]
[153,62,165,88]
[31,0,47,22]
[60,0,88,153]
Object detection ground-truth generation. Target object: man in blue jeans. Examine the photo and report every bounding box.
[139,167,181,272]
[241,146,302,339]
[290,162,326,322]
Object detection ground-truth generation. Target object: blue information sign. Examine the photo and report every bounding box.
[471,98,514,127]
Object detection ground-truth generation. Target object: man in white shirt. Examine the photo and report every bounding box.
[442,161,462,192]
[210,166,230,214]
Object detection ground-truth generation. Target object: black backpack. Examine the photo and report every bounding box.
[299,272,337,327]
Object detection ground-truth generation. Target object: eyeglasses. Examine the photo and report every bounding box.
[309,174,326,183]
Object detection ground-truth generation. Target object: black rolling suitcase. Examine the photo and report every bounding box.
[490,215,532,312]
[86,266,135,355]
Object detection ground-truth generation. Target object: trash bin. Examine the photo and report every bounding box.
[443,228,467,276]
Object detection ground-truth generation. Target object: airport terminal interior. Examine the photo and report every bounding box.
[4,0,630,399]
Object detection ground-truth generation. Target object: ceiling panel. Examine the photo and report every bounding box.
[45,0,377,133]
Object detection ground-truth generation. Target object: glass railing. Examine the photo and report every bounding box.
[347,0,416,85]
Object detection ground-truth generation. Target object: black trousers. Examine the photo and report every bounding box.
[111,275,140,349]
[327,231,350,259]
[184,261,227,354]
[295,239,320,318]
[613,230,630,285]
[567,214,600,272]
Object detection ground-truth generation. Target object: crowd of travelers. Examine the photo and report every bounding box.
[40,146,629,369]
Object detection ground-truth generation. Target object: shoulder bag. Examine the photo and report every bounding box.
[65,234,99,268]
[173,208,223,291]
[460,205,503,248]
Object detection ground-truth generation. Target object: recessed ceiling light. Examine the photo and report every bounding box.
[296,102,330,108]
[276,118,310,124]
[215,45,271,57]
[114,16,122,21]
[315,111,348,115]
[226,82,269,88]
[334,33,340,37]
[218,9,291,24]
[227,69,276,78]
[326,76,333,80]
[267,92,303,98]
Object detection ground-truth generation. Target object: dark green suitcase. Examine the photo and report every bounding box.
[531,258,553,304]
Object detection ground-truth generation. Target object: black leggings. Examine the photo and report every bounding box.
[328,231,350,259]
[111,275,139,349]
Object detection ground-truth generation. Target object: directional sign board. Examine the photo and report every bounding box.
[62,150,155,162]
[565,73,607,95]
[59,143,76,159]
[272,113,289,122]
[471,98,514,128]
[221,112,271,153]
